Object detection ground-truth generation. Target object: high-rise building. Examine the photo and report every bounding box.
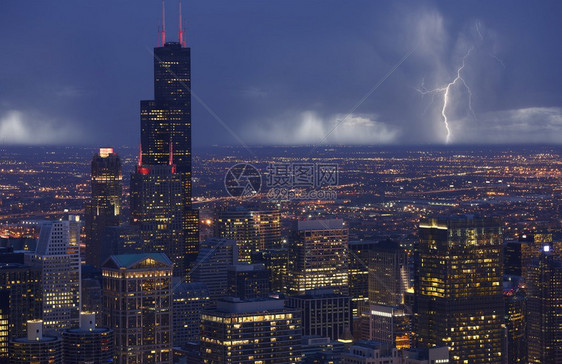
[9,320,62,364]
[368,240,409,307]
[130,164,186,276]
[414,215,504,364]
[200,297,302,363]
[85,147,122,269]
[227,263,270,299]
[526,245,562,363]
[287,219,349,295]
[216,206,282,262]
[287,289,351,341]
[139,25,199,270]
[365,304,411,349]
[173,281,210,348]
[32,218,81,332]
[190,238,238,303]
[348,240,378,317]
[503,277,527,364]
[102,253,173,364]
[62,312,114,364]
[252,247,289,293]
[0,263,42,360]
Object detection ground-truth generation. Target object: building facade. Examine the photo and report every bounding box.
[62,312,114,364]
[200,298,302,363]
[173,281,210,347]
[414,215,504,363]
[227,263,270,299]
[216,206,282,262]
[287,289,351,341]
[9,320,62,364]
[85,147,122,269]
[0,263,42,360]
[102,253,173,364]
[287,219,349,295]
[32,218,81,332]
[190,238,238,303]
[526,246,562,363]
[130,164,185,277]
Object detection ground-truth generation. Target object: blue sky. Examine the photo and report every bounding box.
[1,1,561,146]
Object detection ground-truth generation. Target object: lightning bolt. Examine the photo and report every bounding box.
[417,48,475,144]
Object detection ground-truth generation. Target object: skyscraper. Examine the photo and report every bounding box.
[227,263,270,299]
[415,215,504,364]
[85,147,122,269]
[368,240,409,307]
[216,206,282,262]
[130,164,185,276]
[526,245,562,363]
[189,238,238,303]
[102,253,173,364]
[0,263,42,360]
[32,218,81,333]
[136,9,199,272]
[348,240,378,317]
[287,219,349,295]
[172,281,210,348]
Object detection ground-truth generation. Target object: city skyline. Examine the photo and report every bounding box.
[1,1,562,146]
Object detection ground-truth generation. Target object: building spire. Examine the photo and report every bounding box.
[159,0,166,46]
[178,0,186,47]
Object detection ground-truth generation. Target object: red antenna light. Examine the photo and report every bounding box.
[178,0,185,47]
[159,0,166,46]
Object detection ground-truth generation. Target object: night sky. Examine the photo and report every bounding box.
[1,1,561,146]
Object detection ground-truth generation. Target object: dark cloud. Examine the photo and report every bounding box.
[0,0,561,146]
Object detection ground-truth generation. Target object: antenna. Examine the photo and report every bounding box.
[159,0,166,46]
[169,134,173,166]
[178,0,185,47]
[138,143,143,167]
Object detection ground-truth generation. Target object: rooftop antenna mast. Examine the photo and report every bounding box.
[169,134,174,166]
[159,0,166,46]
[137,143,143,167]
[178,0,186,47]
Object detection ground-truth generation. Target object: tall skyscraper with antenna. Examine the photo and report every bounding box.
[132,0,199,278]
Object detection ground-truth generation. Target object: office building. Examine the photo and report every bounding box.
[287,219,349,295]
[287,289,351,341]
[9,320,62,364]
[227,263,270,299]
[101,224,141,258]
[503,277,527,364]
[173,281,210,347]
[190,238,238,303]
[365,304,411,349]
[415,215,504,363]
[200,297,302,363]
[348,240,378,317]
[32,218,81,332]
[62,312,114,364]
[102,253,173,364]
[85,147,122,269]
[252,247,289,293]
[216,206,282,262]
[526,245,562,363]
[130,164,185,277]
[140,31,199,269]
[301,336,347,363]
[368,240,408,307]
[0,263,42,360]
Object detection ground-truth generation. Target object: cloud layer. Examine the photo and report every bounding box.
[0,110,83,145]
